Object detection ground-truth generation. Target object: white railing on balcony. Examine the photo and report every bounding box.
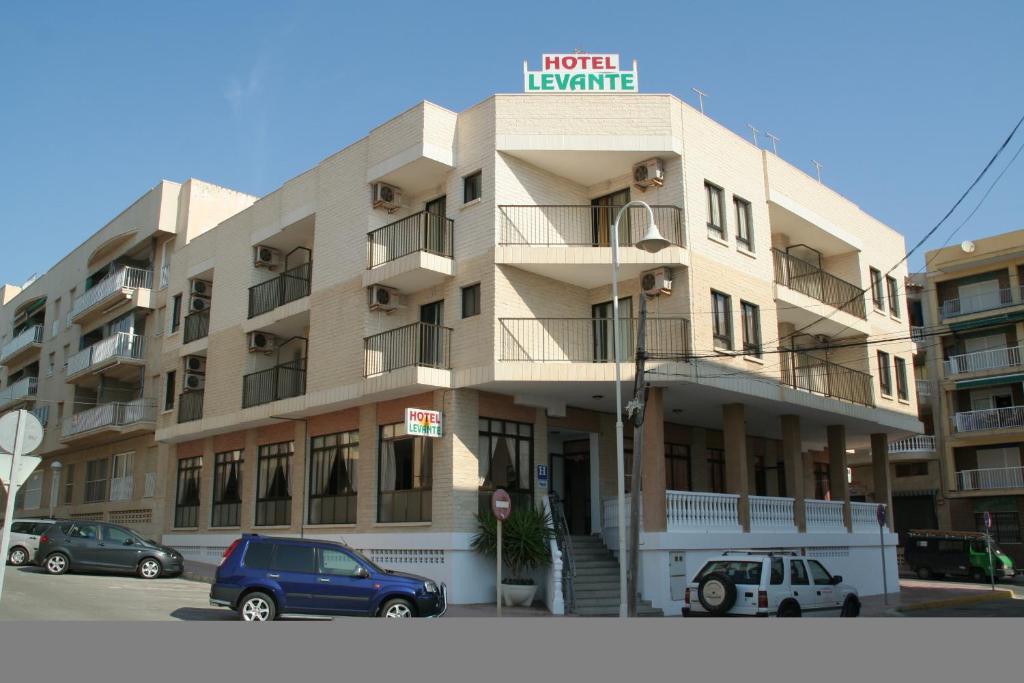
[143,472,158,498]
[65,346,93,376]
[0,376,38,406]
[941,287,1014,319]
[944,345,1023,376]
[916,380,930,398]
[956,466,1024,491]
[666,491,741,531]
[66,332,145,377]
[109,475,134,502]
[748,495,797,532]
[805,499,846,531]
[61,398,156,438]
[889,435,936,453]
[1,325,43,362]
[851,502,884,531]
[158,262,170,290]
[954,406,1024,433]
[910,326,926,343]
[70,266,153,320]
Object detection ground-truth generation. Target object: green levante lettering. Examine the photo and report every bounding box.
[526,72,636,92]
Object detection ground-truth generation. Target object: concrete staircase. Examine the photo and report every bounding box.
[568,535,664,617]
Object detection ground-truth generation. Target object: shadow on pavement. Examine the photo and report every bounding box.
[170,607,236,621]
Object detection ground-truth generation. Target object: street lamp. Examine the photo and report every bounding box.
[610,200,669,617]
[48,460,62,518]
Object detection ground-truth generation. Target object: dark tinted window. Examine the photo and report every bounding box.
[695,560,763,585]
[32,522,54,534]
[243,542,274,570]
[103,526,136,544]
[11,522,33,534]
[271,544,316,574]
[770,558,785,585]
[807,560,833,586]
[68,523,99,539]
[790,560,810,585]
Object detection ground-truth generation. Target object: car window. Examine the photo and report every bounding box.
[807,560,832,585]
[68,523,99,540]
[970,541,987,553]
[103,526,135,544]
[790,560,810,585]
[319,548,361,576]
[11,522,32,534]
[32,522,54,534]
[696,560,763,585]
[770,558,785,585]
[272,544,316,574]
[58,522,75,534]
[243,542,274,570]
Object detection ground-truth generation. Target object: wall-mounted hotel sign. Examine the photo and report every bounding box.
[523,53,639,93]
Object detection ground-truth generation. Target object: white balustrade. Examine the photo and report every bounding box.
[66,346,94,376]
[665,490,741,531]
[62,398,156,438]
[70,266,153,320]
[0,376,38,406]
[851,502,884,531]
[66,332,145,377]
[941,287,1013,318]
[956,466,1024,491]
[945,345,1023,376]
[748,495,796,532]
[1,324,43,361]
[889,435,936,453]
[805,499,846,531]
[954,406,1024,433]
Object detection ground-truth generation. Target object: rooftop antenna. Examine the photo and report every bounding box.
[766,132,780,155]
[812,160,823,183]
[746,124,760,147]
[691,87,708,115]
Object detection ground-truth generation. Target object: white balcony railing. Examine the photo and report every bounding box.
[749,495,797,532]
[143,472,158,498]
[889,435,936,453]
[910,326,927,343]
[0,376,38,406]
[805,499,846,531]
[61,398,156,438]
[665,490,741,531]
[70,266,152,320]
[916,380,930,398]
[109,475,134,502]
[66,332,145,377]
[941,287,1014,319]
[851,501,884,531]
[956,466,1024,491]
[954,406,1024,433]
[945,345,1024,376]
[1,325,43,362]
[65,346,93,376]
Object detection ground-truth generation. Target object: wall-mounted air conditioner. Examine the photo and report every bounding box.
[185,355,207,374]
[189,296,210,313]
[190,280,212,297]
[633,158,665,190]
[641,267,673,296]
[184,372,206,392]
[248,331,276,353]
[372,183,404,211]
[367,285,400,312]
[253,245,282,269]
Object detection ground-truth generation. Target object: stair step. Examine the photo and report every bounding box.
[573,571,620,580]
[573,584,620,595]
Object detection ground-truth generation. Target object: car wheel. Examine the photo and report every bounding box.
[778,601,802,618]
[381,598,416,618]
[138,558,163,579]
[45,552,70,575]
[7,546,29,566]
[239,592,276,622]
[696,572,737,616]
[841,596,861,618]
[915,566,932,580]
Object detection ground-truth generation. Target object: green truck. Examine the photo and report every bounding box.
[903,529,1016,582]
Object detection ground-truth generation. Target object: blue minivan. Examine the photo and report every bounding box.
[210,534,447,620]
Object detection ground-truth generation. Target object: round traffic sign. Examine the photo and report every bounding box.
[0,410,44,455]
[876,503,886,527]
[983,511,992,530]
[491,489,512,521]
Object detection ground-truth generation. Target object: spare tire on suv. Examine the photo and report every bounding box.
[697,572,737,615]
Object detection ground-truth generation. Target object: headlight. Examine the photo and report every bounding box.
[424,581,438,593]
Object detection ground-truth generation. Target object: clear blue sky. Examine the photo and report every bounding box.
[2,0,1022,285]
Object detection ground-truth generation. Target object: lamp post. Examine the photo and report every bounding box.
[48,460,62,518]
[610,200,671,617]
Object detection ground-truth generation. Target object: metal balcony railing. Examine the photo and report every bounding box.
[177,390,204,423]
[916,379,930,398]
[498,205,686,248]
[363,323,452,376]
[242,359,307,408]
[61,399,156,438]
[248,261,312,318]
[772,249,867,319]
[889,435,936,453]
[498,317,690,362]
[183,309,210,344]
[941,287,1014,319]
[910,326,927,343]
[0,376,38,407]
[1,325,43,362]
[944,344,1024,376]
[954,406,1024,433]
[779,350,875,407]
[957,466,1024,491]
[66,332,145,377]
[367,211,454,268]
[70,266,153,320]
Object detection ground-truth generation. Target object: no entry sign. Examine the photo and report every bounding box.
[491,489,512,521]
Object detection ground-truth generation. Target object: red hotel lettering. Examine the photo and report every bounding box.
[543,54,618,71]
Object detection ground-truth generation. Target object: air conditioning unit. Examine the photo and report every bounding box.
[633,158,665,189]
[253,245,282,269]
[371,182,403,211]
[183,372,206,392]
[189,296,210,313]
[641,267,673,296]
[367,285,400,312]
[185,355,207,374]
[248,331,276,353]
[190,279,212,297]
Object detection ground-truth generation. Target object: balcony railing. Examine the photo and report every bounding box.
[944,344,1024,376]
[70,266,153,321]
[910,326,927,343]
[665,491,741,531]
[779,350,875,407]
[367,211,454,268]
[499,317,690,363]
[242,359,306,408]
[183,309,210,344]
[954,406,1024,433]
[177,390,204,423]
[1,325,43,362]
[772,249,867,319]
[851,502,883,531]
[363,323,452,376]
[30,404,50,427]
[805,499,846,531]
[941,287,1014,319]
[248,261,312,319]
[748,495,797,532]
[498,205,686,248]
[61,399,156,438]
[956,466,1024,491]
[0,376,38,406]
[66,332,145,377]
[916,379,930,398]
[889,435,936,453]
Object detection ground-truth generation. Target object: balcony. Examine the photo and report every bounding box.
[177,390,204,423]
[248,262,311,319]
[61,399,156,441]
[911,326,927,344]
[364,322,452,376]
[945,344,1023,377]
[71,266,153,325]
[941,287,1016,320]
[956,466,1024,491]
[889,435,936,453]
[242,359,306,408]
[772,248,867,320]
[183,309,210,344]
[1,325,43,366]
[916,379,931,402]
[498,317,689,362]
[65,332,145,383]
[0,376,38,409]
[364,211,454,291]
[953,405,1024,433]
[779,350,875,407]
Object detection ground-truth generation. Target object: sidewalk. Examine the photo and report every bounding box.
[860,578,1019,616]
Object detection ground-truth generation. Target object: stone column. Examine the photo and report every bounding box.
[723,404,750,531]
[690,427,709,492]
[827,425,852,531]
[641,388,666,532]
[781,415,805,531]
[803,451,817,501]
[871,433,894,530]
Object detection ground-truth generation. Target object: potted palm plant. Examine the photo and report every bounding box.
[471,505,554,607]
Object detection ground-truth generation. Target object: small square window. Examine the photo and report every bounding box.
[463,171,482,203]
[462,283,481,318]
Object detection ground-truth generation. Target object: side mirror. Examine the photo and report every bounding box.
[354,566,370,579]
[123,538,135,546]
[830,575,843,585]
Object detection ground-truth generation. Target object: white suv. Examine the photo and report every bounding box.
[683,552,860,617]
[6,518,61,566]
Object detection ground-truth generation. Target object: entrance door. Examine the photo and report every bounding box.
[419,301,444,367]
[424,196,447,255]
[562,440,591,535]
[591,188,630,246]
[592,299,633,362]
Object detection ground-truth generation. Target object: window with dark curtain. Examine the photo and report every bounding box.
[211,450,243,527]
[309,431,359,525]
[256,442,293,527]
[174,456,202,528]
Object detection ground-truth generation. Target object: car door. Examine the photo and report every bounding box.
[806,560,841,615]
[63,522,104,567]
[789,559,812,611]
[269,544,319,613]
[313,547,377,616]
[96,525,146,570]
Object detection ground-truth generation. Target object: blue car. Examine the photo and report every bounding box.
[210,534,447,620]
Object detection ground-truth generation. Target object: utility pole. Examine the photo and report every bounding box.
[626,293,651,617]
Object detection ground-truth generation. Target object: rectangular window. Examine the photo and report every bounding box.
[886,276,900,317]
[895,356,909,400]
[109,452,134,501]
[271,544,316,574]
[47,352,55,377]
[211,450,244,527]
[734,197,753,250]
[84,458,109,503]
[256,441,293,527]
[64,463,75,504]
[51,297,62,338]
[870,268,884,310]
[62,344,70,373]
[813,462,830,500]
[712,291,733,350]
[740,301,761,357]
[308,431,359,525]
[478,418,534,515]
[171,294,182,333]
[174,456,202,528]
[705,182,725,239]
[461,283,481,318]
[22,472,42,510]
[976,512,1021,544]
[895,462,928,477]
[164,371,176,411]
[665,443,691,492]
[378,424,432,523]
[463,171,482,203]
[878,351,892,395]
[707,448,726,494]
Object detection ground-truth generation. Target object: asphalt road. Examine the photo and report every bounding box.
[904,599,1024,617]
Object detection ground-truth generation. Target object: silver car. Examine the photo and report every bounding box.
[6,518,61,566]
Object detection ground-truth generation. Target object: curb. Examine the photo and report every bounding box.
[896,590,1014,612]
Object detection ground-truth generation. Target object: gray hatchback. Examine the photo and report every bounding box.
[34,520,184,579]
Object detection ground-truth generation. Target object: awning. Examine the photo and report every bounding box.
[893,489,937,497]
[955,373,1024,390]
[971,497,1019,513]
[948,309,1024,333]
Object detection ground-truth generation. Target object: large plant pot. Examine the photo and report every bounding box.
[502,583,538,607]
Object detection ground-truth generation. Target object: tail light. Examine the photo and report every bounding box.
[685,588,691,605]
[220,538,241,567]
[758,591,768,609]
[39,535,49,545]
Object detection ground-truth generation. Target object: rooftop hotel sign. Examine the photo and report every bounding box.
[524,54,638,93]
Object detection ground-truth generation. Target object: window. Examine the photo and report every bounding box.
[976,512,1021,544]
[870,268,884,310]
[895,462,928,477]
[665,443,691,491]
[243,542,274,570]
[807,560,834,586]
[164,371,176,411]
[47,352,55,377]
[155,307,165,337]
[461,283,481,318]
[51,298,61,338]
[64,463,75,504]
[463,171,482,203]
[110,452,134,501]
[877,351,892,395]
[104,526,137,545]
[711,291,733,350]
[895,356,909,400]
[695,560,763,584]
[734,197,753,250]
[256,441,293,527]
[705,182,725,239]
[319,548,362,576]
[174,456,202,528]
[171,294,182,333]
[707,448,726,494]
[813,462,830,500]
[68,523,99,540]
[770,558,785,585]
[478,418,534,514]
[886,276,900,317]
[212,450,244,527]
[379,424,432,523]
[21,472,42,510]
[308,431,358,525]
[62,344,70,373]
[790,559,810,585]
[271,544,316,574]
[740,301,761,357]
[85,458,109,503]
